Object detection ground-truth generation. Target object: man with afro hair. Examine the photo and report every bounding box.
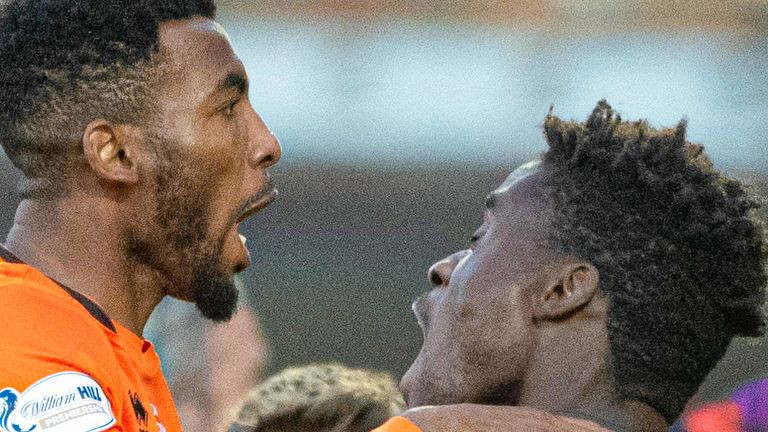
[378,101,766,431]
[0,0,281,431]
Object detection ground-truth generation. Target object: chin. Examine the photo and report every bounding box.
[193,276,239,322]
[187,251,240,322]
[406,380,462,408]
[475,383,521,406]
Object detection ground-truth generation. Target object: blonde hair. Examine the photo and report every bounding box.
[224,364,405,432]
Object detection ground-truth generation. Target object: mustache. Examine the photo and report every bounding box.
[234,178,277,223]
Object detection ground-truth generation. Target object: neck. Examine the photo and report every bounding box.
[5,196,164,335]
[519,301,668,432]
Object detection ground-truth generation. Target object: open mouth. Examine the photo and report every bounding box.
[236,185,278,224]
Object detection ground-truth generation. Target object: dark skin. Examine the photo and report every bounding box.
[5,18,281,334]
[398,162,668,432]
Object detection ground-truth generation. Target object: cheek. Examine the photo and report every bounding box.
[193,141,238,174]
[404,316,466,404]
[413,294,462,372]
[456,289,535,368]
[194,112,246,163]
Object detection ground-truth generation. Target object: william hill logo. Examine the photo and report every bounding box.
[20,386,102,418]
[77,386,102,402]
[1,372,116,432]
[39,402,107,428]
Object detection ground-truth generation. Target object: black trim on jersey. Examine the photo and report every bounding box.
[0,244,22,263]
[58,284,117,332]
[0,243,117,332]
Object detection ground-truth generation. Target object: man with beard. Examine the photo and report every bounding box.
[0,1,280,431]
[375,102,767,431]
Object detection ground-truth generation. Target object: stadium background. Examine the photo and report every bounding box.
[0,0,766,420]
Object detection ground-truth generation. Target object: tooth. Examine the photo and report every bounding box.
[239,234,247,245]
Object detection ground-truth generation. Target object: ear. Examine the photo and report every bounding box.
[533,262,599,320]
[82,119,139,184]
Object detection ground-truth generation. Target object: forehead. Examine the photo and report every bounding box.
[157,18,245,97]
[487,160,547,208]
[485,161,552,249]
[494,159,541,195]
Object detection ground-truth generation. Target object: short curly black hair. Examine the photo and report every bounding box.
[0,0,216,197]
[540,101,767,423]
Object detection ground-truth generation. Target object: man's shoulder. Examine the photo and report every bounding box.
[0,270,115,369]
[0,270,122,426]
[395,405,614,432]
[0,270,100,328]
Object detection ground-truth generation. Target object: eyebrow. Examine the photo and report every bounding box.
[212,71,247,97]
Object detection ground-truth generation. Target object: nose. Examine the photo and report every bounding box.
[427,250,469,287]
[248,113,282,170]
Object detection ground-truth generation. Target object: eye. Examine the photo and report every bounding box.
[222,98,240,118]
[467,231,482,249]
[466,224,489,250]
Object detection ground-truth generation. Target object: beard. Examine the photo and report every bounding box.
[190,252,239,322]
[126,131,239,322]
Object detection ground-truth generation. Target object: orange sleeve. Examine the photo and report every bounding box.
[372,416,423,432]
[684,401,742,432]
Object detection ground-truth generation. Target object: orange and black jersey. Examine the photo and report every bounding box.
[0,245,181,432]
[372,416,422,432]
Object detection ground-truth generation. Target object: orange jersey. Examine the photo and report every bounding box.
[372,416,422,432]
[0,245,181,432]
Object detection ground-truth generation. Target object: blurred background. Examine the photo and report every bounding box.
[1,0,766,430]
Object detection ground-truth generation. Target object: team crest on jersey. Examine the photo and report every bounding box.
[0,372,115,432]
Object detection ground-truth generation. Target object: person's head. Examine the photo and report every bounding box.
[400,101,767,423]
[0,0,281,321]
[224,364,405,432]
